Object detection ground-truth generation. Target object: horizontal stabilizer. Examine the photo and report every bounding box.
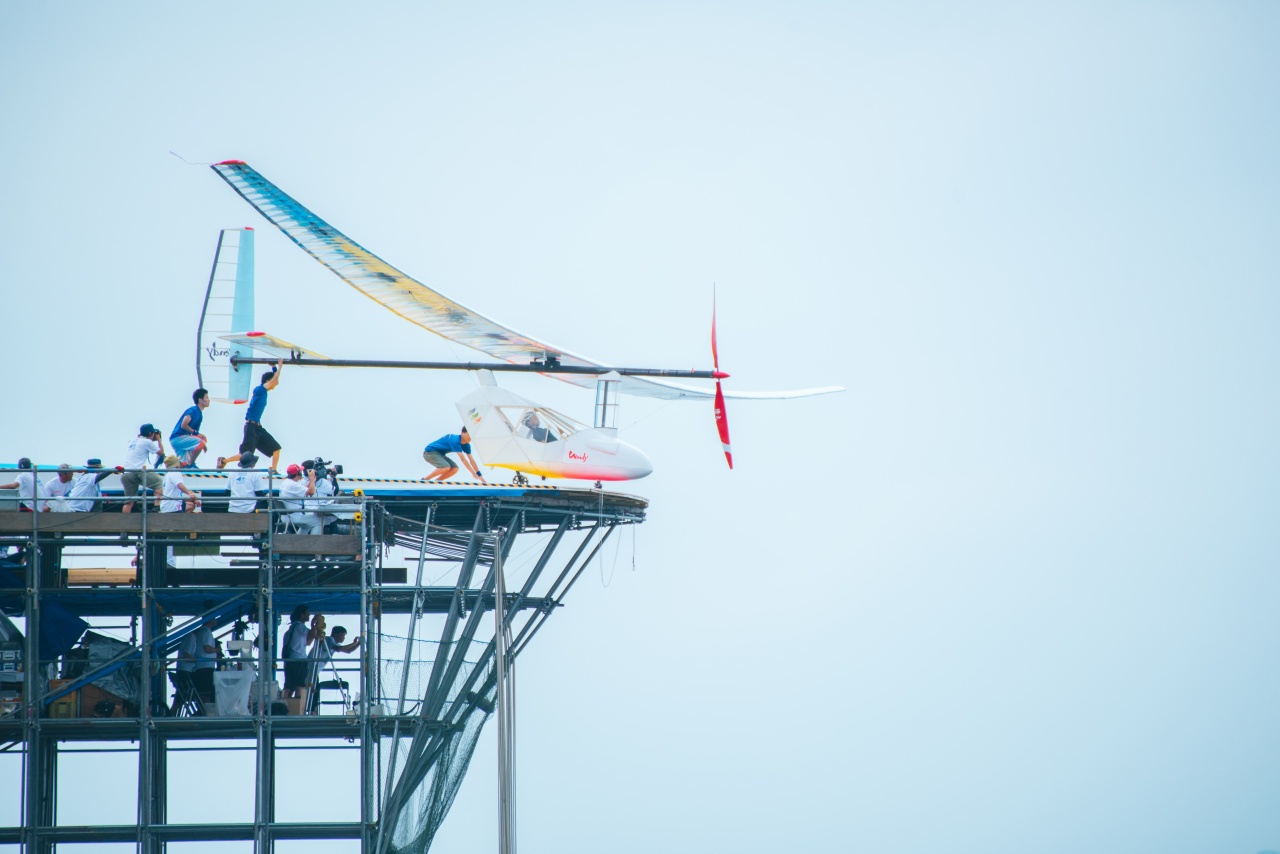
[219,332,329,361]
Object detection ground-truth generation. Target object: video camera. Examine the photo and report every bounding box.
[302,457,343,480]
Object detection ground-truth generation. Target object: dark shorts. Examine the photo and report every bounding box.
[423,450,456,469]
[283,660,310,690]
[239,421,281,457]
[192,668,215,697]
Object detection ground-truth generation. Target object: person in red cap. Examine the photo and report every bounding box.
[278,463,320,534]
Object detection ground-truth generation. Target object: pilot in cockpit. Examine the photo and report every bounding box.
[521,411,558,444]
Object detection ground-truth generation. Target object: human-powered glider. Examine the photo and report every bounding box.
[202,161,842,478]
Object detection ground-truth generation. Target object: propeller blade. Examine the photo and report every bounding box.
[712,289,732,468]
[714,379,733,469]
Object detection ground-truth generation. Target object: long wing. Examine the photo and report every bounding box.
[210,160,842,401]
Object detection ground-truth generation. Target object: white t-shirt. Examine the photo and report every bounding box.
[309,477,335,511]
[161,471,189,513]
[43,475,75,512]
[10,472,47,511]
[123,437,161,470]
[184,626,217,670]
[282,621,310,659]
[228,470,269,513]
[67,472,104,512]
[278,478,308,512]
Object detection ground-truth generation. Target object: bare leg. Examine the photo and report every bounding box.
[270,450,281,472]
[421,466,459,482]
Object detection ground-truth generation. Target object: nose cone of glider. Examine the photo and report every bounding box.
[614,439,654,480]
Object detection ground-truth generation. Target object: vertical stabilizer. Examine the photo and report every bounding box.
[196,228,255,404]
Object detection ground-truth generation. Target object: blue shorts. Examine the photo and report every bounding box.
[170,434,205,463]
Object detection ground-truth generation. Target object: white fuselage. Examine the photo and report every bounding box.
[455,385,653,481]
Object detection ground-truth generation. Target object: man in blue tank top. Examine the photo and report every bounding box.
[422,428,486,482]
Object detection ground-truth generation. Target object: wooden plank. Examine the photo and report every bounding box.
[0,512,268,535]
[272,535,361,555]
[64,566,406,586]
[66,569,137,586]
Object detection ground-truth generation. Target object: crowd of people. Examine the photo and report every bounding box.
[172,602,361,717]
[5,357,496,527]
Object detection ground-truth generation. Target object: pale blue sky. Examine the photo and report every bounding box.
[2,2,1279,852]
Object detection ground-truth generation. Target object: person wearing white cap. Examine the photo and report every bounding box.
[43,465,76,512]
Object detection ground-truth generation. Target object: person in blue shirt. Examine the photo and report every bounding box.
[422,427,486,482]
[170,388,211,466]
[217,358,285,473]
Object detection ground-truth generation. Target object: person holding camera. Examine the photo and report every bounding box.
[279,462,321,534]
[310,624,360,713]
[121,423,165,513]
[303,457,346,531]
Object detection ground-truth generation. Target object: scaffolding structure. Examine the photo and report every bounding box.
[0,476,646,852]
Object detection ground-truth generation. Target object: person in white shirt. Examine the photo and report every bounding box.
[43,464,76,512]
[122,424,165,514]
[278,463,320,534]
[67,459,118,513]
[178,613,219,700]
[281,605,320,701]
[0,458,48,512]
[227,454,269,513]
[160,457,201,513]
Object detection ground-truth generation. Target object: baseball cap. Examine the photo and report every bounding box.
[86,459,103,467]
[140,423,157,436]
[58,463,72,471]
[286,463,302,476]
[17,458,31,470]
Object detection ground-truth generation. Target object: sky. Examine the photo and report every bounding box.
[3,1,1280,852]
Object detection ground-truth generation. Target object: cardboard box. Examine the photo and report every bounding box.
[80,683,128,718]
[47,679,78,718]
[281,687,309,716]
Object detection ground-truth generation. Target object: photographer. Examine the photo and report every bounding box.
[121,423,165,513]
[303,457,349,533]
[278,463,321,534]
